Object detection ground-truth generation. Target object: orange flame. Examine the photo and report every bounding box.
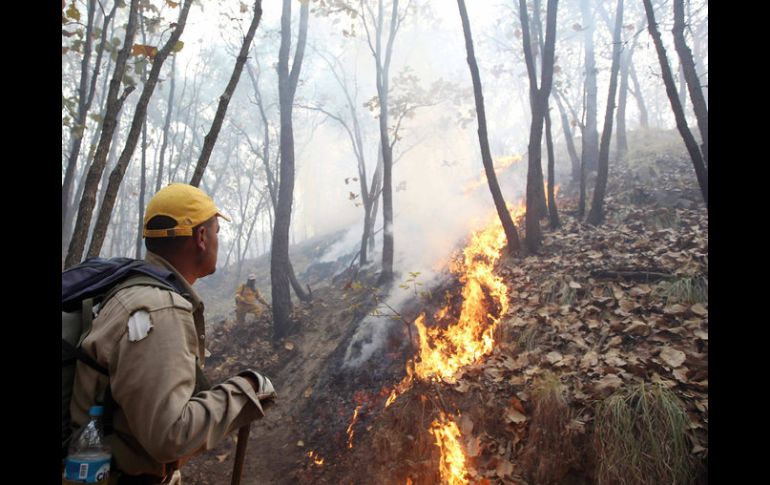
[430,412,469,485]
[307,450,325,466]
[412,212,511,382]
[384,205,522,409]
[346,405,362,448]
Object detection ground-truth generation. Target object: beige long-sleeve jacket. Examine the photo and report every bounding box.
[70,252,269,479]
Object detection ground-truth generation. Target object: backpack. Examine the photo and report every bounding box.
[61,257,188,458]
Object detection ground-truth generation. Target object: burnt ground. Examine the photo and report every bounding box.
[184,128,708,485]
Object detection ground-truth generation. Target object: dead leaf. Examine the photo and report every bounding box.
[455,379,471,393]
[630,284,651,296]
[693,329,708,340]
[296,440,305,447]
[284,341,295,350]
[594,373,623,392]
[606,336,623,347]
[673,367,690,383]
[216,452,230,463]
[495,459,514,477]
[546,351,563,364]
[131,44,158,59]
[664,304,688,315]
[303,387,313,398]
[690,303,708,316]
[660,346,686,368]
[239,2,248,13]
[585,318,601,329]
[692,443,706,454]
[484,367,504,382]
[465,435,481,457]
[580,351,598,369]
[604,355,627,367]
[625,320,650,336]
[459,414,474,435]
[618,298,638,313]
[569,281,582,289]
[510,396,526,413]
[505,407,527,424]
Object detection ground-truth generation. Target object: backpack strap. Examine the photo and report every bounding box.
[101,274,182,305]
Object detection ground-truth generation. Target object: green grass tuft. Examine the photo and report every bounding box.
[594,381,695,485]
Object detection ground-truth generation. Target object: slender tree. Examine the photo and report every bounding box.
[553,90,580,183]
[62,0,118,249]
[272,0,311,341]
[580,0,599,173]
[155,55,176,192]
[86,0,194,259]
[189,0,263,187]
[642,0,707,206]
[587,0,624,226]
[628,62,649,128]
[531,0,559,228]
[457,0,521,253]
[519,0,558,253]
[672,0,707,165]
[356,0,408,284]
[64,0,139,269]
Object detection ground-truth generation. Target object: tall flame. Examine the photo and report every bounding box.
[413,213,510,381]
[430,412,470,485]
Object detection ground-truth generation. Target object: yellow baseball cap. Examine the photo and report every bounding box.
[143,183,231,238]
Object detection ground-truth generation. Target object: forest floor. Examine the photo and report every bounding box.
[183,128,708,485]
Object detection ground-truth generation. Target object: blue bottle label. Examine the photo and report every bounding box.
[64,456,110,483]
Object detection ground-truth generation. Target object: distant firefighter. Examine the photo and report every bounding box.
[235,273,270,323]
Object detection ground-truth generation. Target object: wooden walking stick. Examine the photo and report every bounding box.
[231,424,252,485]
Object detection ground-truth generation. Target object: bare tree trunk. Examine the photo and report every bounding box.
[587,0,624,226]
[189,0,263,187]
[553,91,580,184]
[135,120,148,259]
[642,0,707,206]
[361,152,383,266]
[615,37,635,159]
[545,106,559,228]
[678,63,687,112]
[155,56,176,192]
[458,0,521,254]
[673,0,708,165]
[366,0,401,285]
[64,0,139,269]
[368,150,383,253]
[272,0,310,341]
[580,0,599,173]
[629,62,649,128]
[520,0,558,253]
[62,0,117,243]
[63,40,117,262]
[530,0,549,220]
[615,50,631,157]
[86,0,193,260]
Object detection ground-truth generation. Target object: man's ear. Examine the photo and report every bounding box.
[194,225,208,252]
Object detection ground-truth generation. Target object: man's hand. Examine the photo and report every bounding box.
[239,370,277,402]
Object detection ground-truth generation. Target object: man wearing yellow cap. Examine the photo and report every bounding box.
[235,274,270,324]
[69,183,277,484]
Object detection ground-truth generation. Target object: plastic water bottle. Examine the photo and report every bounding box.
[62,405,111,484]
